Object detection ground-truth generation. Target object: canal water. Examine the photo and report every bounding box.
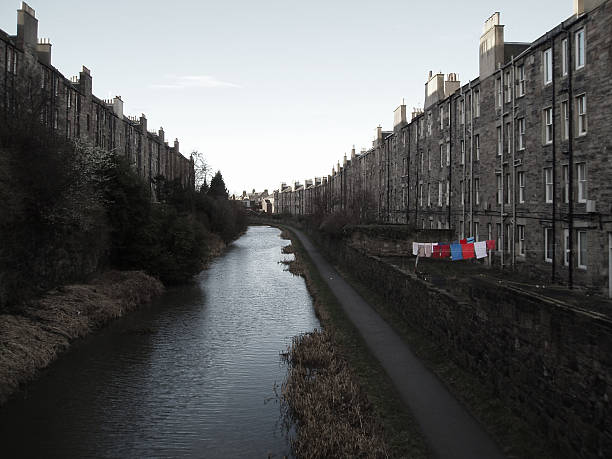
[0,226,319,458]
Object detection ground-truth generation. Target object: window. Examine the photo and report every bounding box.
[496,78,502,107]
[564,229,570,266]
[506,122,512,153]
[497,126,502,155]
[446,180,450,206]
[518,171,525,203]
[428,149,431,171]
[419,183,423,206]
[427,112,432,135]
[563,165,569,203]
[427,183,431,207]
[440,106,444,129]
[543,48,553,85]
[460,100,465,125]
[518,225,526,256]
[448,103,451,127]
[577,230,587,269]
[488,223,493,242]
[496,223,502,251]
[544,227,553,262]
[518,118,525,150]
[67,89,71,109]
[506,174,511,204]
[543,108,553,144]
[577,163,587,203]
[446,143,450,166]
[575,28,585,69]
[67,120,71,138]
[438,182,443,207]
[460,180,464,207]
[544,168,553,203]
[474,90,480,117]
[474,222,480,241]
[496,174,502,204]
[506,224,512,253]
[440,145,444,169]
[54,109,58,130]
[517,65,525,97]
[576,94,587,135]
[475,178,480,205]
[461,140,465,165]
[420,153,423,174]
[505,70,512,102]
[561,38,568,76]
[561,101,569,140]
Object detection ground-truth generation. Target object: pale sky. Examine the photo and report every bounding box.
[1,0,571,195]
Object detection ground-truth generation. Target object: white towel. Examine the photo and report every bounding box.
[475,241,488,259]
[413,242,419,256]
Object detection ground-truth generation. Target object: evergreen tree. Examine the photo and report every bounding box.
[208,171,228,199]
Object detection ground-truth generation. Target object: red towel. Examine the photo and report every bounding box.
[486,240,496,251]
[462,243,475,259]
[440,244,451,258]
[460,238,468,244]
[432,245,442,258]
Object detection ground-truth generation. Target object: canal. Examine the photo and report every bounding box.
[0,226,319,457]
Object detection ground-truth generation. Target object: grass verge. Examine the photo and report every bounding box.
[278,227,430,458]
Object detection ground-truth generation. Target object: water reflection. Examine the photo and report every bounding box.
[0,226,318,458]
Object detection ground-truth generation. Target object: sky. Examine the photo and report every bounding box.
[1,0,571,196]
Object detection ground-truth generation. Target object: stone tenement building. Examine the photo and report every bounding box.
[274,0,612,298]
[0,3,194,191]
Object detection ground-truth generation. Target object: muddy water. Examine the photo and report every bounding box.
[0,226,318,458]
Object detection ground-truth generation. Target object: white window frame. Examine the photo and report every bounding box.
[544,168,553,203]
[438,182,443,207]
[427,183,431,207]
[506,174,512,205]
[575,28,585,70]
[496,77,502,107]
[576,94,587,136]
[518,171,525,203]
[474,90,480,117]
[561,38,568,76]
[440,106,444,130]
[564,229,570,266]
[440,144,444,169]
[446,180,450,206]
[446,143,450,166]
[496,174,502,205]
[543,48,553,85]
[562,100,569,140]
[517,65,525,97]
[518,118,525,150]
[544,107,553,144]
[497,126,502,156]
[544,227,553,263]
[518,225,526,256]
[577,163,587,203]
[505,71,512,103]
[461,180,465,207]
[419,182,423,206]
[563,165,569,203]
[461,140,465,165]
[474,222,480,242]
[475,134,480,161]
[475,178,480,205]
[428,149,431,171]
[577,230,587,269]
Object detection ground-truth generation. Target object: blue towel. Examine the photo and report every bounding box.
[467,237,475,243]
[450,243,463,260]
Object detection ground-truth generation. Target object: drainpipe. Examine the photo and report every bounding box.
[567,30,574,289]
[461,86,466,238]
[511,56,517,269]
[415,121,420,226]
[551,37,557,283]
[469,81,474,238]
[406,126,411,225]
[499,67,505,268]
[448,100,452,230]
[387,140,390,223]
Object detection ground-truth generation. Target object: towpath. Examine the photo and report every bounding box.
[291,228,505,459]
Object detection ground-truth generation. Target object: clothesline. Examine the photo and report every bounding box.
[412,239,496,263]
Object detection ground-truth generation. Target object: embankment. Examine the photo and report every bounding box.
[0,271,163,406]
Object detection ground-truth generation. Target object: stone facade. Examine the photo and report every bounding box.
[274,1,612,297]
[0,3,194,192]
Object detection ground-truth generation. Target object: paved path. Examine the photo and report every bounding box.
[292,228,505,459]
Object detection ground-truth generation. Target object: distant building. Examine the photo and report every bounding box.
[274,0,612,297]
[0,2,195,192]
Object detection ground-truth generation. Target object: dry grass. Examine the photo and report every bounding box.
[281,330,389,458]
[0,270,163,405]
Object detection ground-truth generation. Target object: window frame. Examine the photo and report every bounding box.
[475,178,480,205]
[576,94,587,136]
[517,65,526,97]
[575,28,585,70]
[561,38,568,76]
[543,107,553,144]
[544,227,553,263]
[577,163,587,203]
[577,230,587,269]
[543,48,553,86]
[518,171,525,203]
[518,225,526,256]
[544,167,553,203]
[475,134,480,161]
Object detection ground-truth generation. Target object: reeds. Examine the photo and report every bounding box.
[280,330,389,458]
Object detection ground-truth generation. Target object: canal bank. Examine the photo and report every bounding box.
[0,270,164,406]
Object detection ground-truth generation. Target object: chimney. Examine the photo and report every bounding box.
[112,96,123,119]
[158,127,165,142]
[78,66,92,96]
[17,2,38,51]
[394,100,407,128]
[479,12,505,80]
[343,153,347,166]
[174,138,179,153]
[36,38,51,65]
[139,113,147,133]
[444,73,461,97]
[351,145,356,160]
[574,0,606,15]
[424,72,445,109]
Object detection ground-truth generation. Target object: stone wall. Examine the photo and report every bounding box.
[314,231,612,458]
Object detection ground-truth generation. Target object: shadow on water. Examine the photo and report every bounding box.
[0,226,318,458]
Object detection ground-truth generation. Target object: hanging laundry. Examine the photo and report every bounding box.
[424,244,433,257]
[440,244,451,258]
[486,240,496,251]
[433,245,442,258]
[460,238,468,245]
[417,244,427,257]
[450,243,463,260]
[467,237,475,243]
[462,243,475,259]
[474,241,488,259]
[413,242,419,256]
